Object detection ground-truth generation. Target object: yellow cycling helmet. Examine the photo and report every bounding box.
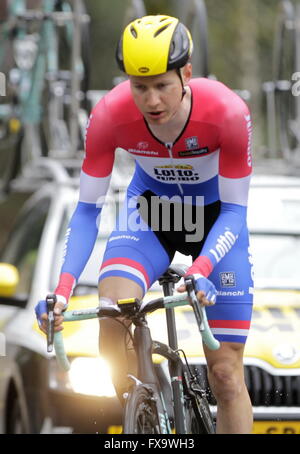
[116,15,193,76]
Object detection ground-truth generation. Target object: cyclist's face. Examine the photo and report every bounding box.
[130,65,192,125]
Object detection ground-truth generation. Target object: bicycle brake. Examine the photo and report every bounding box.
[46,294,57,353]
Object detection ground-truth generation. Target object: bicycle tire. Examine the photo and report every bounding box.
[184,384,215,434]
[123,384,162,434]
[152,340,215,434]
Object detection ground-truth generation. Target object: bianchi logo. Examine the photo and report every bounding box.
[128,148,159,156]
[218,290,245,297]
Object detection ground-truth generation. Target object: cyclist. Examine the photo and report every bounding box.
[35,15,254,434]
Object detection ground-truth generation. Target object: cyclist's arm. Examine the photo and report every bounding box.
[54,98,116,303]
[187,95,252,278]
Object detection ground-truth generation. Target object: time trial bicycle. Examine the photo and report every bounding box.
[46,264,219,434]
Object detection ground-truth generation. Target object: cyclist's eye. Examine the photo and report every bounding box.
[133,84,146,92]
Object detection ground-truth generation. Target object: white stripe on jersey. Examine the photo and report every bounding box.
[79,170,111,205]
[219,174,251,206]
[211,328,249,336]
[99,264,148,292]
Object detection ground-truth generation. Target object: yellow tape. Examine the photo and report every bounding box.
[117,298,137,305]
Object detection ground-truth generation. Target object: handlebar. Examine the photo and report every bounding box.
[51,287,220,371]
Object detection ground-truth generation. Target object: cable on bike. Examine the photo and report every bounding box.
[176,348,197,381]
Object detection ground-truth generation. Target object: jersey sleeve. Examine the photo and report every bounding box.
[54,97,116,302]
[188,95,252,278]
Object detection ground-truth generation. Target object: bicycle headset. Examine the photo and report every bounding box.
[115,15,194,97]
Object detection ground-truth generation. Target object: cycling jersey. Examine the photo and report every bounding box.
[55,77,253,343]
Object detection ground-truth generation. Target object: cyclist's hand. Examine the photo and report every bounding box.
[177,274,217,306]
[35,296,67,334]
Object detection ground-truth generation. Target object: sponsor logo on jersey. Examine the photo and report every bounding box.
[217,290,245,297]
[153,166,200,182]
[179,147,210,157]
[109,235,140,243]
[220,271,236,287]
[137,141,149,150]
[156,164,194,170]
[185,136,199,150]
[128,148,159,156]
[244,114,252,167]
[209,230,238,263]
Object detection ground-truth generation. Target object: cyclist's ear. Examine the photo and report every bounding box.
[181,63,192,85]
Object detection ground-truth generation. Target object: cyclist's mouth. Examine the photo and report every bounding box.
[148,111,164,119]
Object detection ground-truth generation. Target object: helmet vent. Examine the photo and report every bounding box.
[154,23,171,37]
[130,26,138,38]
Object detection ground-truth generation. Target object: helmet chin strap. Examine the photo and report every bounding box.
[176,68,186,100]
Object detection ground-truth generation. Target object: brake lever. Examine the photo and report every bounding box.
[184,275,204,331]
[46,294,57,353]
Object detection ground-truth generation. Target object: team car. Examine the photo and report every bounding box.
[0,160,300,434]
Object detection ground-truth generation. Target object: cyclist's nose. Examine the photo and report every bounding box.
[145,89,161,109]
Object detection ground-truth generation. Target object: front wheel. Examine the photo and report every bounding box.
[185,390,215,434]
[123,385,163,434]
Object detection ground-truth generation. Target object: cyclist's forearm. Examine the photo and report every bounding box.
[187,202,247,277]
[55,201,102,301]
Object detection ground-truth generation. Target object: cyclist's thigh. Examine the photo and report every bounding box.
[205,227,254,345]
[99,275,144,302]
[98,193,173,298]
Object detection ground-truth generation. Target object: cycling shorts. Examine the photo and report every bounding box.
[99,190,254,344]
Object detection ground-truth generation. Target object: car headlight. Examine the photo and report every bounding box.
[49,356,116,397]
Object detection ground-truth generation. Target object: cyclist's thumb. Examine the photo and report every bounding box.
[54,301,67,316]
